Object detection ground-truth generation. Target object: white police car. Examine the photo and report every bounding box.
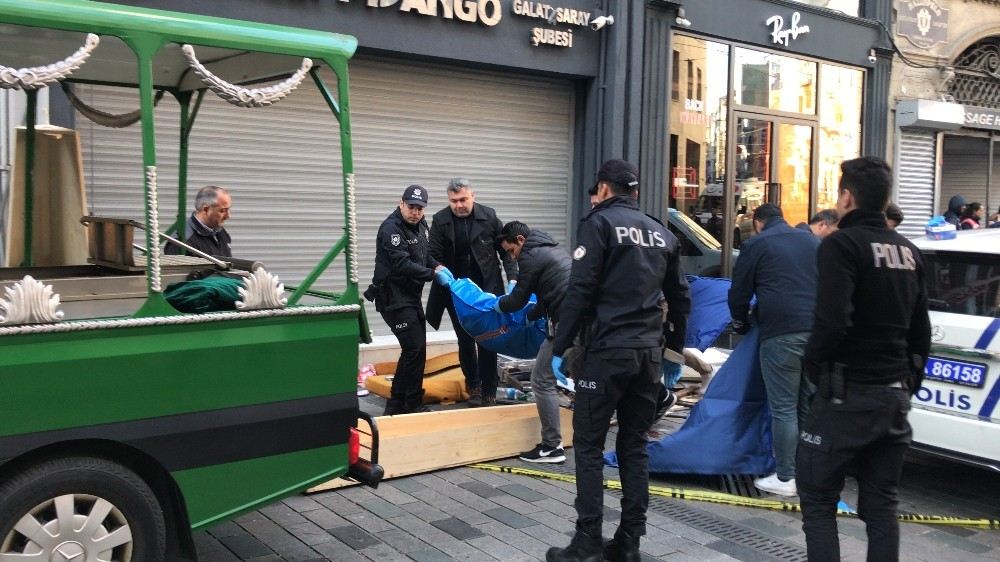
[911,229,1000,472]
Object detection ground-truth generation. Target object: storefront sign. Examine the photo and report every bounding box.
[512,1,591,26]
[965,105,1000,131]
[339,0,502,27]
[679,111,710,126]
[685,99,704,112]
[897,0,949,49]
[531,28,573,47]
[511,1,592,48]
[765,11,810,47]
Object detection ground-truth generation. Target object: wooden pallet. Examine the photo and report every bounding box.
[308,403,574,492]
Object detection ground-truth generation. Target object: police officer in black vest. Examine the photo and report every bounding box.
[548,159,690,562]
[798,157,931,562]
[368,185,453,415]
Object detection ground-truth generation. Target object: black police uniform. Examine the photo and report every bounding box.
[371,207,440,414]
[797,209,931,562]
[553,195,690,545]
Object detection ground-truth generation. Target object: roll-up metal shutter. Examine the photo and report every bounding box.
[76,57,574,336]
[896,130,937,239]
[940,135,990,224]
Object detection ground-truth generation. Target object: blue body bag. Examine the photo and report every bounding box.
[450,278,547,359]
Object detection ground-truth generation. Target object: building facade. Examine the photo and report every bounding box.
[890,0,1000,237]
[1,0,893,333]
[638,0,889,273]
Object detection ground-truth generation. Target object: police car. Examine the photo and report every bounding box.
[911,228,1000,472]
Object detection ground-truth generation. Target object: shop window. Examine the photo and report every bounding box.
[687,60,694,100]
[670,35,730,252]
[672,50,680,101]
[817,64,862,211]
[734,48,816,115]
[788,0,858,16]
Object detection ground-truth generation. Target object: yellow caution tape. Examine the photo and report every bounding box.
[470,463,1000,530]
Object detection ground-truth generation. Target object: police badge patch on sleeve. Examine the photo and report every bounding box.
[573,245,587,260]
[391,234,401,246]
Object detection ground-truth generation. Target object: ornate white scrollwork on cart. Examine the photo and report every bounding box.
[236,269,288,311]
[181,44,312,108]
[0,276,65,325]
[0,33,100,90]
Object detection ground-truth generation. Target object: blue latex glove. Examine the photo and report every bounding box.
[506,280,517,294]
[551,356,568,386]
[493,296,506,313]
[434,267,454,286]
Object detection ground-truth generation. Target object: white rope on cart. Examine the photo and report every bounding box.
[0,304,360,337]
[146,166,162,292]
[0,33,99,90]
[181,44,312,108]
[346,173,359,284]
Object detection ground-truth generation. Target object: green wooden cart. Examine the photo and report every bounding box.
[0,1,381,560]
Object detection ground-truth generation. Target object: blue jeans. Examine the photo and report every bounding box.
[759,331,814,480]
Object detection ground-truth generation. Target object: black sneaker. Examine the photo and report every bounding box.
[520,443,566,463]
[654,388,677,422]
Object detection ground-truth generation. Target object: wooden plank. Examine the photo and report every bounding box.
[309,403,574,492]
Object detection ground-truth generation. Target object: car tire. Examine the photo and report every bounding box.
[0,457,166,562]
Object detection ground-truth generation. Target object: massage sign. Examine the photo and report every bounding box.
[512,1,592,48]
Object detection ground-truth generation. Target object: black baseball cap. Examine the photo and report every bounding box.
[595,159,639,191]
[401,184,428,207]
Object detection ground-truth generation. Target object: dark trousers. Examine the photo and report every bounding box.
[380,306,426,401]
[445,301,498,396]
[572,347,660,537]
[796,385,912,562]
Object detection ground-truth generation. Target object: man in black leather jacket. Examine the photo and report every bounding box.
[426,178,517,406]
[496,221,571,463]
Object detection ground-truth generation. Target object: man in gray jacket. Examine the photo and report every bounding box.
[496,221,571,463]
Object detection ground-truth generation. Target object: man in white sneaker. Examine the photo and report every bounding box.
[729,204,820,497]
[496,220,572,463]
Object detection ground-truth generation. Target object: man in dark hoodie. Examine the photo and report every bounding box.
[496,221,572,463]
[729,203,820,497]
[943,194,966,227]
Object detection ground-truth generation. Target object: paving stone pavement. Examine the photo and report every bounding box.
[196,398,1000,561]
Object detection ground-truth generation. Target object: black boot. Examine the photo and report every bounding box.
[545,529,603,562]
[403,389,431,414]
[603,529,641,562]
[383,393,407,416]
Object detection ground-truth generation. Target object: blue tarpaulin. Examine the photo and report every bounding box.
[684,275,734,351]
[606,277,776,475]
[450,278,547,359]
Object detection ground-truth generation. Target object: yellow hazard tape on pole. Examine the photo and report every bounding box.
[470,463,1000,530]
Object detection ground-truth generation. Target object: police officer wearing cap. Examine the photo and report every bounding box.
[548,159,690,562]
[368,185,452,416]
[797,157,931,562]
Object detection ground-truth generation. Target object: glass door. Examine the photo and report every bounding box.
[731,113,814,247]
